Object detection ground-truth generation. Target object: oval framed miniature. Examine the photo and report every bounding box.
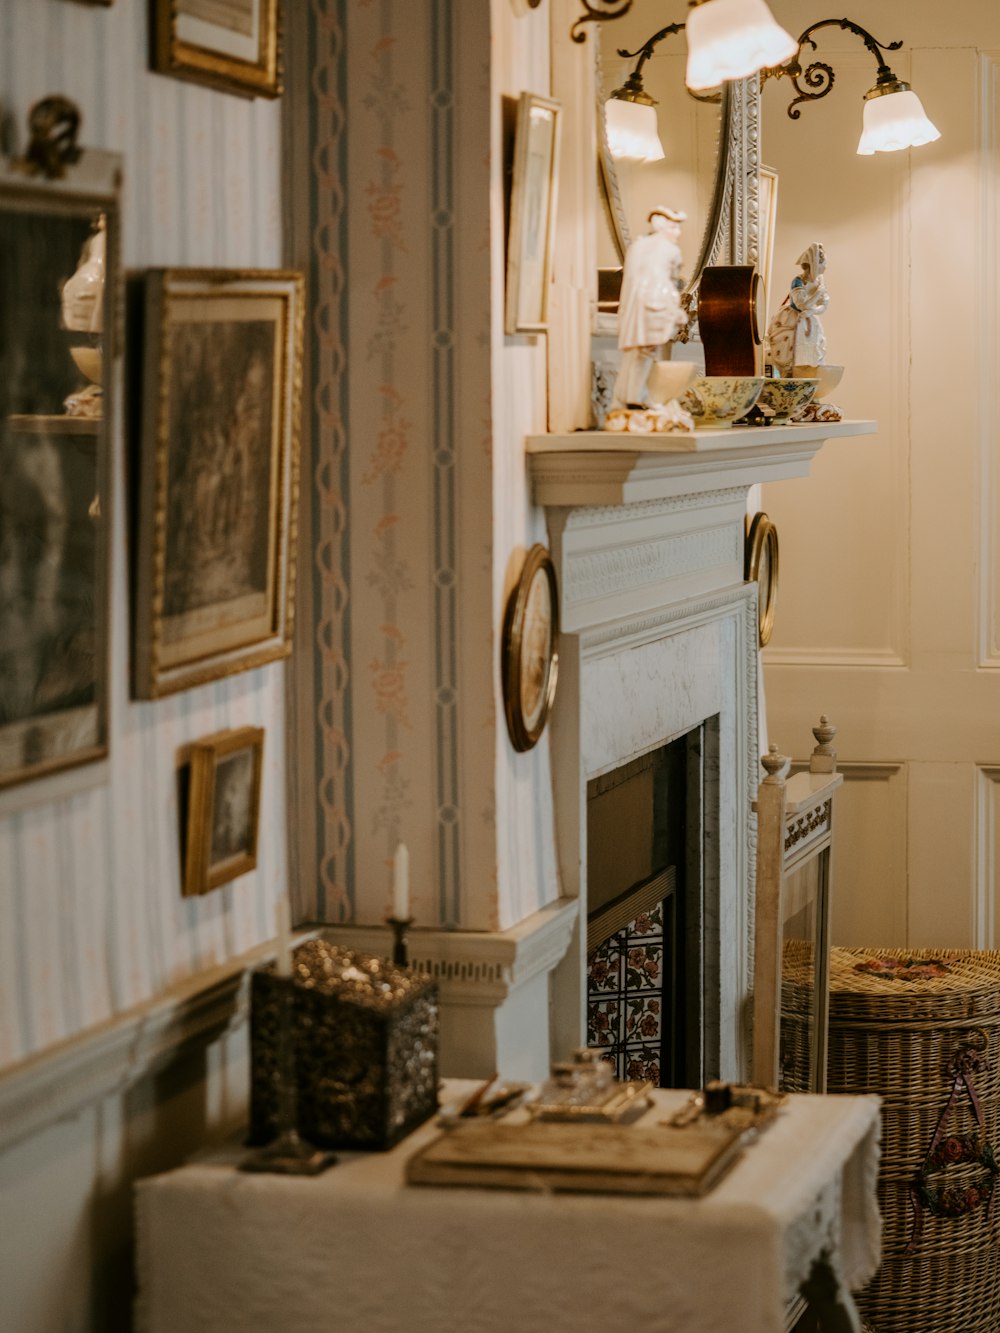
[502,544,559,752]
[745,511,780,647]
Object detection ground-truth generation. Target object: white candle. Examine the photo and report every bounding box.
[392,843,410,921]
[275,895,293,977]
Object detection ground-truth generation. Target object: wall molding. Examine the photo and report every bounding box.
[976,765,1000,947]
[788,760,903,782]
[980,53,1000,667]
[0,937,309,1153]
[764,648,908,669]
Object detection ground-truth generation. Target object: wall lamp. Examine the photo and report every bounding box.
[574,0,797,90]
[604,22,684,161]
[764,18,940,155]
[590,4,939,158]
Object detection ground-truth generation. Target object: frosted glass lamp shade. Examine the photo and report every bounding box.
[857,86,941,155]
[685,0,798,91]
[604,97,665,162]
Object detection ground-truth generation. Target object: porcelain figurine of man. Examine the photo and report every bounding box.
[612,205,687,410]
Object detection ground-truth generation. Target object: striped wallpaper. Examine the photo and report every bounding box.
[297,0,564,936]
[0,0,287,1066]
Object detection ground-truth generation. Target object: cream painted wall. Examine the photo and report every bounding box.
[762,0,1000,948]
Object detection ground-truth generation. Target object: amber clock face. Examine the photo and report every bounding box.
[503,544,559,752]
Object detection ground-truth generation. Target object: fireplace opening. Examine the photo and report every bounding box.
[585,725,711,1088]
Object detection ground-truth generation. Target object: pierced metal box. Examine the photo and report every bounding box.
[249,939,439,1151]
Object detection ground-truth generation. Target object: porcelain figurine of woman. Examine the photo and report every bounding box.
[765,242,829,377]
[612,205,687,410]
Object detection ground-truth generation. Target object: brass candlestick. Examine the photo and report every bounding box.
[241,974,337,1176]
[387,916,414,967]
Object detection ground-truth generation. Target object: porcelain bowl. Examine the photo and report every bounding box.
[756,377,819,422]
[681,375,764,427]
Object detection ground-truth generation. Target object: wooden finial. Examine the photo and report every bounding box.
[810,714,837,774]
[761,743,790,783]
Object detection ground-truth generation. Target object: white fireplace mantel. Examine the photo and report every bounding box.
[527,420,876,508]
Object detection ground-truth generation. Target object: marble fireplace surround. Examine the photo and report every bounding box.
[328,422,874,1082]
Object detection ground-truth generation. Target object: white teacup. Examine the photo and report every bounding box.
[647,360,697,407]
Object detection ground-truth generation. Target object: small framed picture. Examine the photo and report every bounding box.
[184,726,264,895]
[154,0,282,99]
[134,267,303,698]
[757,165,779,327]
[505,92,561,335]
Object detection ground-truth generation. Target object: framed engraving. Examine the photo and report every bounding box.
[502,544,559,752]
[134,267,303,698]
[505,92,561,334]
[154,0,282,99]
[183,725,264,895]
[0,146,120,789]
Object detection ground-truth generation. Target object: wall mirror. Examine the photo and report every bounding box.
[595,5,757,309]
[0,117,120,790]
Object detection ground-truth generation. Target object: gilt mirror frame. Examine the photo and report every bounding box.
[597,55,760,303]
[0,140,121,793]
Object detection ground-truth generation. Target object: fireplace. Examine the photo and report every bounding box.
[541,473,761,1085]
[586,725,713,1087]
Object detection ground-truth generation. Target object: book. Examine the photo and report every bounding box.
[406,1118,744,1197]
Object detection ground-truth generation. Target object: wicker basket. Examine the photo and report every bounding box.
[783,946,1000,1333]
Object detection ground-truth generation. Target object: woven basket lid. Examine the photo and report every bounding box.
[796,946,1000,1026]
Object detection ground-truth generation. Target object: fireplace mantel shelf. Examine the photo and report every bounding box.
[528,419,876,507]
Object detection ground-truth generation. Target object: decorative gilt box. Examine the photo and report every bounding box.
[249,939,439,1151]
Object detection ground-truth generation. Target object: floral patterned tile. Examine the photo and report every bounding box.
[587,941,622,994]
[625,942,663,991]
[587,997,621,1048]
[624,994,661,1043]
[627,903,663,939]
[623,1044,661,1085]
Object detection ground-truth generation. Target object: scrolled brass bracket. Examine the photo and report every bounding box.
[571,0,635,44]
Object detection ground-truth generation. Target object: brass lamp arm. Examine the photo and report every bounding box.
[774,17,905,120]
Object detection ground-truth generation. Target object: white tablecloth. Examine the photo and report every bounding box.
[135,1082,881,1333]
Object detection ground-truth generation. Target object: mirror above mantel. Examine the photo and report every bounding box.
[598,10,725,288]
[595,4,758,320]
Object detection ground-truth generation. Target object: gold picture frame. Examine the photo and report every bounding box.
[505,92,561,335]
[502,544,559,752]
[154,0,282,99]
[134,267,303,698]
[183,725,264,895]
[0,142,121,790]
[745,511,780,648]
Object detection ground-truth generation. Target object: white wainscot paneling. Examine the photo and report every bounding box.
[829,763,907,950]
[980,53,1000,668]
[976,766,1000,948]
[908,762,977,949]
